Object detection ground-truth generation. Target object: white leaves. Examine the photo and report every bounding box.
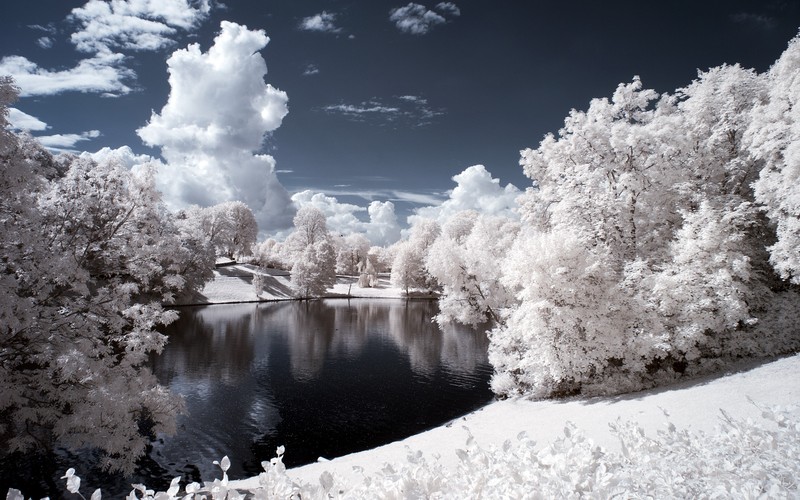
[319,470,334,493]
[61,468,81,494]
[166,476,181,497]
[213,455,231,472]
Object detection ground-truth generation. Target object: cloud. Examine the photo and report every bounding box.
[730,12,777,31]
[81,145,160,169]
[303,64,320,76]
[409,164,520,225]
[0,52,135,97]
[137,21,295,232]
[291,190,402,245]
[36,129,101,151]
[36,37,54,49]
[389,2,459,34]
[435,2,461,16]
[69,0,212,52]
[7,108,49,131]
[1,1,213,97]
[322,95,443,126]
[298,11,342,34]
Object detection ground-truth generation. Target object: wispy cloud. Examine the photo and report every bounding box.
[731,12,777,30]
[36,37,54,49]
[0,52,135,97]
[37,129,101,151]
[389,2,459,35]
[303,63,320,76]
[299,11,342,34]
[322,95,444,126]
[435,2,461,17]
[299,185,446,206]
[7,108,49,131]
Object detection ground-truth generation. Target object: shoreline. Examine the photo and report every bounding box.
[176,263,421,307]
[230,352,800,492]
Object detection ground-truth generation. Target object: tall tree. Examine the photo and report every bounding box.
[747,35,800,284]
[0,78,213,473]
[286,206,336,298]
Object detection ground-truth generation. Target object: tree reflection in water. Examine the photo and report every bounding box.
[150,299,492,486]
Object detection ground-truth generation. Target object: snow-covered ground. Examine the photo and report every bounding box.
[183,264,408,305]
[228,353,799,495]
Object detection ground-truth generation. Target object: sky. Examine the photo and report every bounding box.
[2,0,799,242]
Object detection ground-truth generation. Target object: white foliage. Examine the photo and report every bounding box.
[426,213,519,327]
[0,79,212,473]
[390,218,440,295]
[476,33,800,399]
[24,404,800,499]
[748,34,800,284]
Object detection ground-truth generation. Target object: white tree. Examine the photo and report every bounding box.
[486,52,800,398]
[335,233,371,275]
[217,200,259,258]
[286,206,337,298]
[426,213,520,327]
[291,238,337,298]
[747,34,800,284]
[390,218,440,295]
[185,201,258,259]
[650,202,766,362]
[0,78,213,473]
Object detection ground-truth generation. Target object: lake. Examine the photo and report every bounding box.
[1,299,493,498]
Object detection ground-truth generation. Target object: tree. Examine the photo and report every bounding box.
[390,218,440,295]
[747,34,800,284]
[185,201,258,259]
[217,201,258,258]
[291,239,337,298]
[426,213,519,327]
[0,78,213,473]
[335,233,371,275]
[486,50,800,398]
[285,206,337,298]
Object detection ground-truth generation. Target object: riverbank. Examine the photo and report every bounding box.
[179,263,420,305]
[230,353,800,496]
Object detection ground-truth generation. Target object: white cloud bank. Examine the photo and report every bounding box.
[137,21,295,232]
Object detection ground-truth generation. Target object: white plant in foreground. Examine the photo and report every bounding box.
[10,403,797,499]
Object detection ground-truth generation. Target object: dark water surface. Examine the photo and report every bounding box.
[2,299,493,497]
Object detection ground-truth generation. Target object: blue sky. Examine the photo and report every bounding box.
[2,0,799,239]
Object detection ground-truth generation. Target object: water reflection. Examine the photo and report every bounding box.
[149,299,492,484]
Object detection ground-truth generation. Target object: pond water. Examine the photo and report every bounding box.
[1,299,493,498]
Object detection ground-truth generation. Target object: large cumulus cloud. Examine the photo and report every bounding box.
[137,21,294,231]
[409,164,520,226]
